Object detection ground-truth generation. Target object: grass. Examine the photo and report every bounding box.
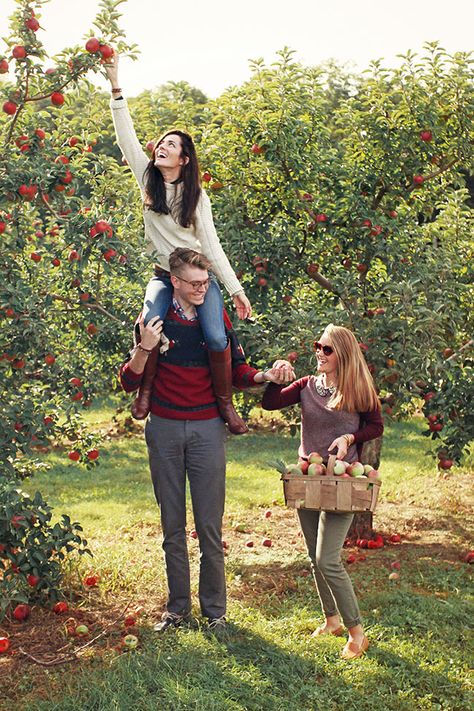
[2,401,473,711]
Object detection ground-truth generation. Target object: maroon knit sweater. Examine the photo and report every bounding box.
[262,375,384,462]
[120,308,258,421]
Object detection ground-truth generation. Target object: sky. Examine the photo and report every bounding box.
[1,0,473,98]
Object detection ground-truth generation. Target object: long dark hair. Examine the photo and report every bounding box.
[143,130,201,228]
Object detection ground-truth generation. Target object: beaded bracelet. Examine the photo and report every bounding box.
[136,343,152,355]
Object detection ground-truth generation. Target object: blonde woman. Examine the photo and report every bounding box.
[262,324,383,659]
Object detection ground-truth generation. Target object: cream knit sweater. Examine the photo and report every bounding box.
[110,98,243,297]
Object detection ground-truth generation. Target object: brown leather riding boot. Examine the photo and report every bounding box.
[208,343,248,435]
[131,345,160,420]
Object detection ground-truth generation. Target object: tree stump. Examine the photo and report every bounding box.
[347,436,383,539]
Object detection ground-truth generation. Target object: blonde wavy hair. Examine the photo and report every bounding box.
[320,324,380,413]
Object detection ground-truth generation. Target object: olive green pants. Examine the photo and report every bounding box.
[297,509,362,629]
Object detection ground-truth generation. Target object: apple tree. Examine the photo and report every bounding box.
[0,0,147,614]
[194,46,473,466]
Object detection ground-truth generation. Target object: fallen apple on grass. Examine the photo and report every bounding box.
[122,634,139,649]
[391,561,401,570]
[53,601,69,614]
[262,538,272,548]
[0,637,10,653]
[75,624,89,636]
[13,604,30,621]
[388,572,400,581]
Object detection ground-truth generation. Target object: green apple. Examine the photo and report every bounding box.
[122,634,139,649]
[333,460,347,475]
[308,452,323,464]
[286,464,303,476]
[363,464,375,474]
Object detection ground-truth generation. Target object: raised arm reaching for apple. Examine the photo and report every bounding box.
[105,52,253,434]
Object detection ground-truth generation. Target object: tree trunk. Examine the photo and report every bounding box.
[347,436,383,539]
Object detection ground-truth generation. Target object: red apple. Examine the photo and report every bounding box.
[346,554,356,564]
[0,637,10,653]
[389,533,401,543]
[391,561,401,570]
[0,221,6,233]
[465,551,474,564]
[51,92,65,106]
[388,572,400,581]
[44,354,56,365]
[413,175,424,186]
[99,45,114,60]
[245,540,254,548]
[86,323,98,336]
[13,604,30,621]
[94,220,111,234]
[262,538,272,547]
[438,459,453,470]
[25,17,40,31]
[0,59,9,74]
[69,136,79,147]
[68,249,80,262]
[85,37,100,53]
[287,351,298,363]
[87,449,99,461]
[30,252,41,262]
[420,130,432,142]
[53,601,69,614]
[68,450,80,461]
[298,459,310,475]
[202,172,212,182]
[251,143,264,155]
[124,615,137,627]
[27,574,40,587]
[314,213,327,223]
[264,509,272,518]
[83,574,99,587]
[71,390,84,401]
[12,46,27,59]
[3,101,18,115]
[189,530,198,539]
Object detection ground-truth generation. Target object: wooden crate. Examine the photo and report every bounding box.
[281,456,381,513]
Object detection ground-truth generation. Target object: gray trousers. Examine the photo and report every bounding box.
[145,414,227,619]
[297,509,362,628]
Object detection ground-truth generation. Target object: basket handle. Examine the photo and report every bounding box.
[326,454,337,475]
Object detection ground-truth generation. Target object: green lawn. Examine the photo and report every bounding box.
[7,404,474,710]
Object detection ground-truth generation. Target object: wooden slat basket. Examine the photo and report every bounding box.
[281,456,381,513]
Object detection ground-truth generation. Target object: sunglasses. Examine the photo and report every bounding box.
[313,342,334,356]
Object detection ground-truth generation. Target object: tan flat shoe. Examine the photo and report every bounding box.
[341,634,369,659]
[311,625,344,638]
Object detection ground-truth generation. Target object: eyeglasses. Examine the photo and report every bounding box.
[175,276,210,290]
[313,342,334,356]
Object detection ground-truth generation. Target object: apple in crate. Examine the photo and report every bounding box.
[367,469,380,479]
[308,462,326,476]
[286,464,304,476]
[346,462,365,477]
[308,452,323,464]
[333,460,347,475]
[364,464,375,475]
[298,459,310,475]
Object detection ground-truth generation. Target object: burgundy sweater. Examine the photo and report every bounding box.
[262,375,383,462]
[120,308,258,421]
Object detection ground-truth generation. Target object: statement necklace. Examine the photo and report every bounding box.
[315,376,337,397]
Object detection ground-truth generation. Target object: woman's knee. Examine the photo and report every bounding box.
[206,334,228,352]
